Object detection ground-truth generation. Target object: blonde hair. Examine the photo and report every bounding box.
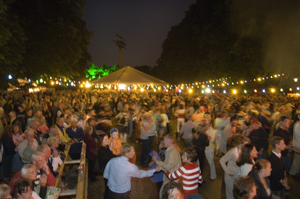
[47,137,60,147]
[0,184,11,198]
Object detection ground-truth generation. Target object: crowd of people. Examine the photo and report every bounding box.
[0,89,299,199]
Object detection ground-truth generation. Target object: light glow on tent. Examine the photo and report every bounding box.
[119,84,126,90]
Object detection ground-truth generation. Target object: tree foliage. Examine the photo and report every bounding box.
[0,0,26,88]
[155,0,300,84]
[85,64,119,81]
[0,0,93,88]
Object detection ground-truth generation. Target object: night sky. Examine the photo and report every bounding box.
[83,0,195,67]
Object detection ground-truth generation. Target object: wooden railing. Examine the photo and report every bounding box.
[55,142,88,199]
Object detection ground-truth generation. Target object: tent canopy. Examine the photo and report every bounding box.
[90,66,168,85]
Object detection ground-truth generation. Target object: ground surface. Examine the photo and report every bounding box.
[88,117,300,199]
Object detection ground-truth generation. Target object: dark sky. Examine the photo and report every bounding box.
[83,0,195,67]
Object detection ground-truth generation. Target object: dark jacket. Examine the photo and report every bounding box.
[66,126,84,154]
[2,135,16,156]
[97,146,115,172]
[248,170,272,199]
[268,152,285,191]
[192,132,209,151]
[83,134,97,160]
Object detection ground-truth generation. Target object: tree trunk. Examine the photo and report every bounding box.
[119,49,123,68]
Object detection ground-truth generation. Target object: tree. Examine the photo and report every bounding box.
[85,64,119,80]
[113,34,127,68]
[0,0,26,88]
[7,0,93,82]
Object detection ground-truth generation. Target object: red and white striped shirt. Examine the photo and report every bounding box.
[166,162,202,196]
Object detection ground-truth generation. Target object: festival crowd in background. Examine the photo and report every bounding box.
[0,89,299,199]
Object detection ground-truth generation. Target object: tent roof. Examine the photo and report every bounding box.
[90,66,168,85]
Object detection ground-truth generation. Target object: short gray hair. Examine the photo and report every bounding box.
[31,151,45,161]
[20,164,37,178]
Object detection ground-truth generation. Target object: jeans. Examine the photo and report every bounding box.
[140,139,150,165]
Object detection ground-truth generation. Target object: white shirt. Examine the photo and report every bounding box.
[104,156,156,193]
[272,150,281,158]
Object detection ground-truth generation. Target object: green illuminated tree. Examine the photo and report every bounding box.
[113,34,127,68]
[85,64,119,80]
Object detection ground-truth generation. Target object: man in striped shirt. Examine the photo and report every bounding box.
[164,148,202,197]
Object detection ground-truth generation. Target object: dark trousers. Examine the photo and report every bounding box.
[106,187,131,199]
[148,135,155,151]
[140,139,150,165]
[88,159,96,181]
[156,181,163,198]
[70,153,81,160]
[196,149,205,174]
[3,154,13,180]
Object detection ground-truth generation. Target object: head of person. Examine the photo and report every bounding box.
[26,109,32,117]
[237,144,257,166]
[87,117,95,127]
[37,144,51,159]
[279,115,290,130]
[162,181,185,199]
[121,143,135,159]
[13,178,33,199]
[253,159,272,178]
[49,127,59,139]
[97,133,109,148]
[20,164,38,182]
[56,117,64,127]
[271,136,285,151]
[195,120,207,134]
[24,128,34,143]
[47,137,60,149]
[70,118,78,128]
[29,119,38,130]
[208,104,213,112]
[31,151,46,170]
[58,103,64,110]
[109,127,118,139]
[199,106,204,113]
[232,135,250,149]
[230,116,238,127]
[33,109,42,118]
[182,147,197,163]
[233,176,256,199]
[78,112,86,121]
[250,119,260,130]
[12,124,22,135]
[0,184,12,199]
[84,126,93,136]
[163,134,175,148]
[9,111,16,119]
